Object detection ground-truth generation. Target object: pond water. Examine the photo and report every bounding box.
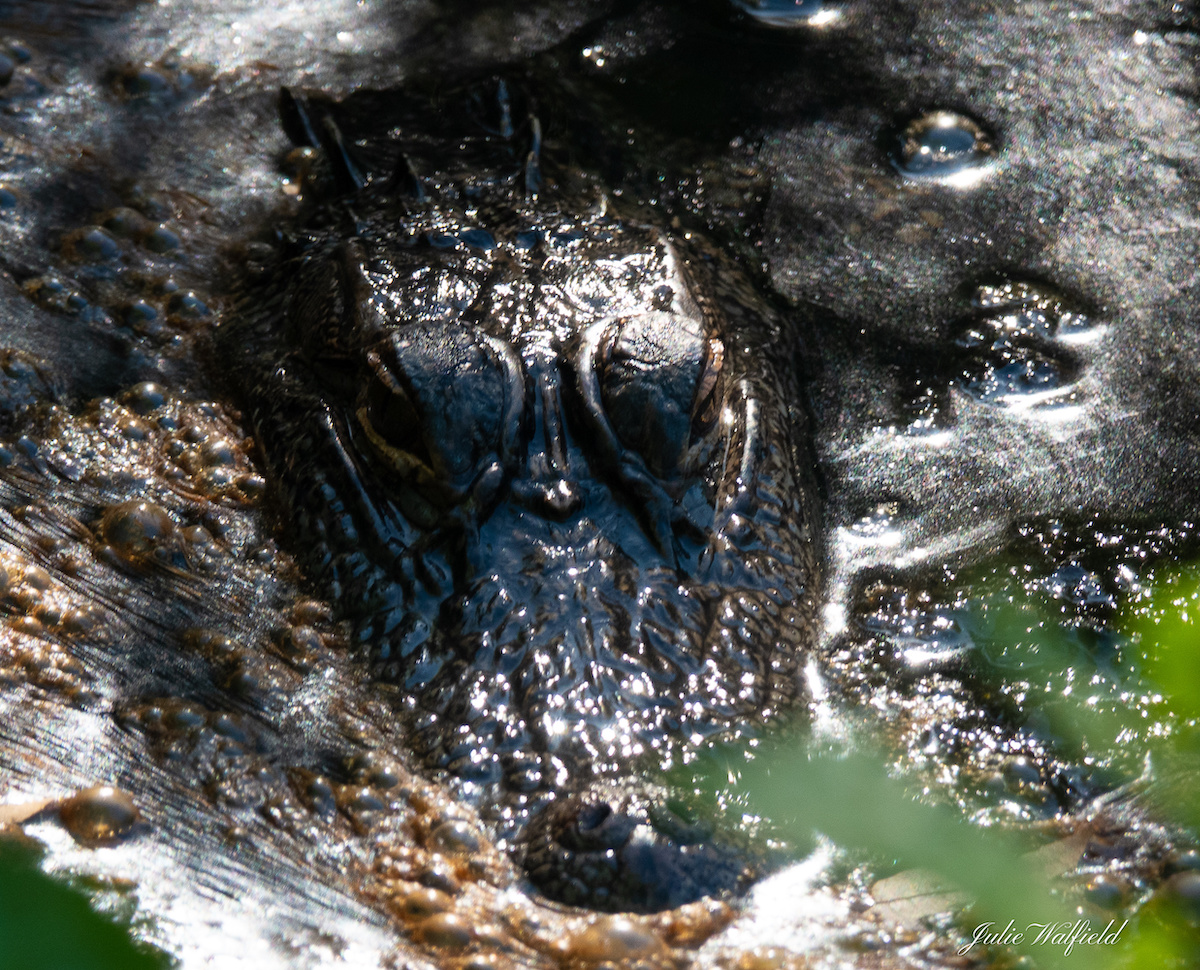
[0,1,1197,967]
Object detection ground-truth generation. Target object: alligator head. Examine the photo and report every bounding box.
[223,82,821,911]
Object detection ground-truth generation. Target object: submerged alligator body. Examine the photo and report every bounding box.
[223,84,821,910]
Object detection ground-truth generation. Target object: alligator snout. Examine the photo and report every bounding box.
[225,87,821,912]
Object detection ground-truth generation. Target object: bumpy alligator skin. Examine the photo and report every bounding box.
[222,85,821,910]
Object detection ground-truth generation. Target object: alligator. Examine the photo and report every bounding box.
[221,81,821,912]
[0,1,1198,968]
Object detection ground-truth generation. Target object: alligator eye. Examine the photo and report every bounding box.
[359,352,437,480]
[593,311,725,480]
[689,338,725,440]
[356,323,524,499]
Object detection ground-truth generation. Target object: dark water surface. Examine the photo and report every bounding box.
[0,1,1197,967]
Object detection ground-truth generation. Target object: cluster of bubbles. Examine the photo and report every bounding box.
[954,281,1095,410]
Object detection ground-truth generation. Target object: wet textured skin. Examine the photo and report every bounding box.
[0,2,1197,967]
[0,375,752,968]
[222,86,821,911]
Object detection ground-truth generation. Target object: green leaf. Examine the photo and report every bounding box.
[0,842,170,970]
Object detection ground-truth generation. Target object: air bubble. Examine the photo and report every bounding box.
[393,887,454,920]
[211,714,247,742]
[99,499,184,566]
[116,64,172,99]
[23,276,86,313]
[167,705,206,729]
[102,207,150,237]
[300,774,337,816]
[417,865,459,895]
[429,818,481,854]
[59,786,139,844]
[118,416,151,440]
[953,279,1094,408]
[183,628,241,661]
[730,0,831,27]
[893,111,996,184]
[273,624,321,671]
[958,346,1073,405]
[62,606,100,635]
[562,916,667,962]
[338,785,387,815]
[199,438,236,467]
[141,225,181,253]
[235,473,266,501]
[291,600,332,625]
[350,752,404,790]
[62,227,122,263]
[848,502,900,538]
[166,291,211,322]
[123,382,167,414]
[23,565,51,590]
[125,301,161,336]
[198,466,234,489]
[1084,874,1130,910]
[415,913,474,949]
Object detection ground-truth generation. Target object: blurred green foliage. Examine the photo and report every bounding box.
[0,841,169,970]
[681,558,1200,969]
[2,563,1196,968]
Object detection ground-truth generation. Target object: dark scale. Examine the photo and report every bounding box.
[222,81,821,912]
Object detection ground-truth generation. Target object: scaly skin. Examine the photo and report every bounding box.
[222,84,822,911]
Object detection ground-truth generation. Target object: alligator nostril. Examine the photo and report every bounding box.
[576,802,613,833]
[511,478,583,519]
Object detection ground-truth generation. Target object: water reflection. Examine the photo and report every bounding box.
[730,0,839,28]
[892,110,996,186]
